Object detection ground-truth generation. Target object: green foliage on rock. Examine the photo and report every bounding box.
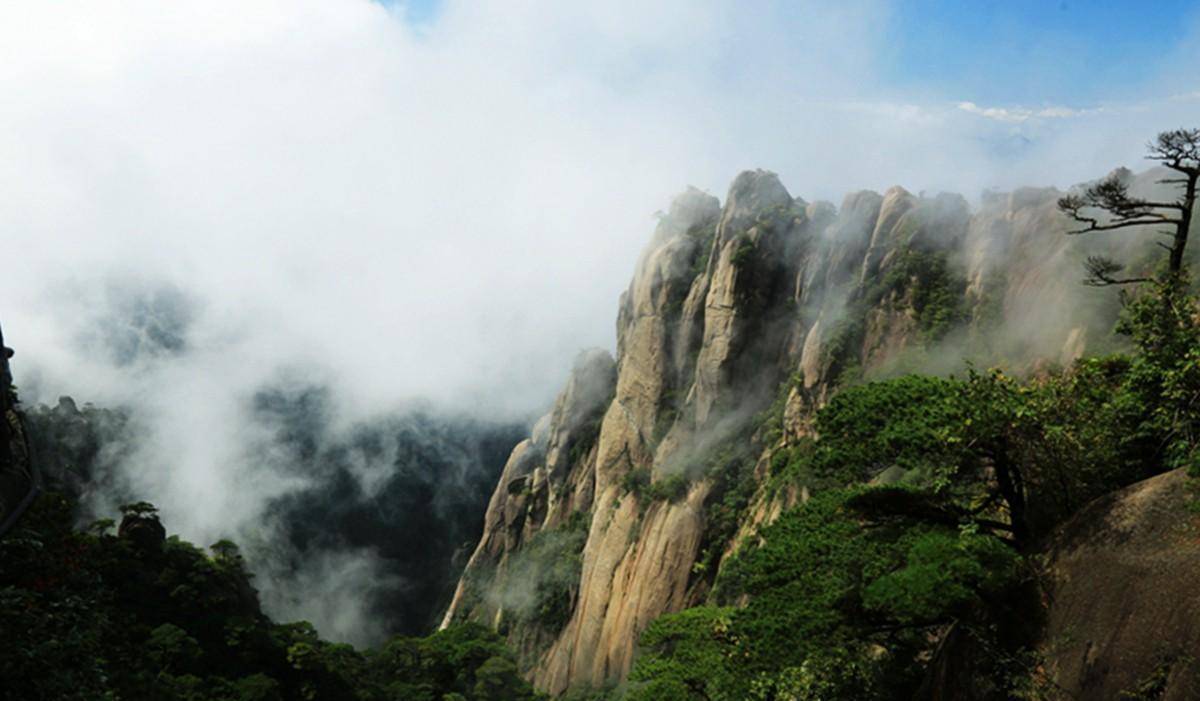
[620,467,652,498]
[862,529,1020,624]
[687,221,718,282]
[1113,274,1200,475]
[879,249,969,341]
[621,467,690,505]
[500,512,589,632]
[804,374,966,485]
[730,236,756,269]
[626,606,736,700]
[692,425,761,579]
[631,489,1026,700]
[771,354,1172,544]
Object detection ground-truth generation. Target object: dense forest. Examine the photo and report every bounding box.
[0,489,544,700]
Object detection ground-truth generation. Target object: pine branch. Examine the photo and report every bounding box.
[1082,256,1150,287]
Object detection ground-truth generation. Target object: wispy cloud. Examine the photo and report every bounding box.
[956,101,1101,123]
[956,87,1200,124]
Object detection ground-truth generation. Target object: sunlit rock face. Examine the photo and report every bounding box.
[443,166,1171,694]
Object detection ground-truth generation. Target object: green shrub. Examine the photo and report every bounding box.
[627,606,736,701]
[621,468,651,497]
[730,237,756,269]
[646,474,690,502]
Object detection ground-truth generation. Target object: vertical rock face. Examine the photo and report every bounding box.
[442,169,1153,694]
[688,171,807,428]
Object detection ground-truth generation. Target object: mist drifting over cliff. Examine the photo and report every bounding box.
[1,1,1197,643]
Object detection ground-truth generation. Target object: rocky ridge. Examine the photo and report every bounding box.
[441,168,1163,694]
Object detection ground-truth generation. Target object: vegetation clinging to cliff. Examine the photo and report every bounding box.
[498,511,590,634]
[630,488,1026,700]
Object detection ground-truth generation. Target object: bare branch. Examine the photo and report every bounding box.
[1147,128,1200,170]
[1083,277,1150,287]
[1130,201,1186,210]
[1160,162,1200,176]
[1058,174,1184,236]
[1066,218,1179,234]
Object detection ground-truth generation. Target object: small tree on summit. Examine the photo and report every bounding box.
[1058,128,1199,286]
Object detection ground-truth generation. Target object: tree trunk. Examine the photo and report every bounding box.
[991,450,1029,546]
[1173,173,1197,274]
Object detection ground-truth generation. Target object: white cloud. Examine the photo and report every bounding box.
[956,100,1097,123]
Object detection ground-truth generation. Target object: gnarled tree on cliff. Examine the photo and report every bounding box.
[1058,128,1199,286]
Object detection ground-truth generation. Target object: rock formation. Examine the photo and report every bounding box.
[1035,468,1200,699]
[442,168,1176,694]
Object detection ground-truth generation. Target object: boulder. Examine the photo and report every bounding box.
[1035,469,1200,699]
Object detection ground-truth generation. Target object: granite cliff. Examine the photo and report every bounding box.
[441,168,1167,694]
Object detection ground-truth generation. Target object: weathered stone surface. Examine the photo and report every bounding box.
[859,186,916,285]
[691,171,813,429]
[1035,469,1200,700]
[538,480,711,692]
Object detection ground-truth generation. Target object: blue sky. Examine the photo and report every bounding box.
[390,0,439,24]
[388,0,1200,108]
[882,0,1200,104]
